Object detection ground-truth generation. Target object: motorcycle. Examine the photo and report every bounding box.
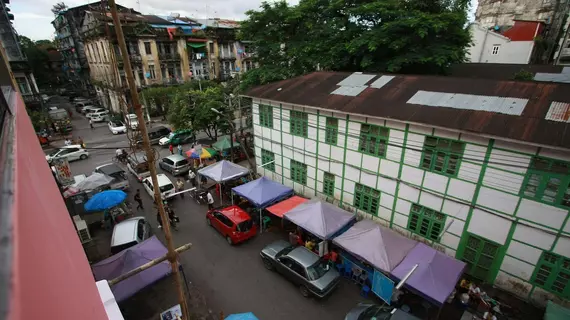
[157,204,180,231]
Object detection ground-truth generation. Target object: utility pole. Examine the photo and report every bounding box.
[108,1,189,319]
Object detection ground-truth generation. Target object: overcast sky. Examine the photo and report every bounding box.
[10,0,477,41]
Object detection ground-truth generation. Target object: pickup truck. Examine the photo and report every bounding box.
[94,163,130,191]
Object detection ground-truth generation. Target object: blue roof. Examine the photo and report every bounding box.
[232,176,293,208]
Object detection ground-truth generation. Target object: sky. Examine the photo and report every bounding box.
[10,0,477,41]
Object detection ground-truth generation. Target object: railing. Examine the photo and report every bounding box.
[159,52,181,61]
[218,51,236,59]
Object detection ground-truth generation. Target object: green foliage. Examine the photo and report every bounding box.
[512,69,534,81]
[239,0,471,88]
[19,36,57,88]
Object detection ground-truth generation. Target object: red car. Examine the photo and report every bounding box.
[206,205,257,245]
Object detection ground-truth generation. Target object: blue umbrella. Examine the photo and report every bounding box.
[225,313,259,320]
[84,190,127,212]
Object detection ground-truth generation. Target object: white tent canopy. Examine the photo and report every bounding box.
[197,160,249,183]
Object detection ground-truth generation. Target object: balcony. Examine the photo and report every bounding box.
[159,52,181,61]
[218,51,236,60]
[189,52,207,61]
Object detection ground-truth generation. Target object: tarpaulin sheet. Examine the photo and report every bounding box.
[266,196,308,218]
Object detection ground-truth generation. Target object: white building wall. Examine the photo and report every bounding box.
[468,23,534,64]
[251,99,570,306]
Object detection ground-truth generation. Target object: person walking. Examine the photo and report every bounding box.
[176,178,185,199]
[134,189,144,210]
[177,144,182,156]
[187,169,196,187]
[89,118,94,129]
[169,144,174,155]
[78,136,85,148]
[207,190,214,210]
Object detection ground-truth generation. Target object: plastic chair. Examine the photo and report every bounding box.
[360,285,370,298]
[343,265,352,279]
[262,216,271,230]
[335,264,344,273]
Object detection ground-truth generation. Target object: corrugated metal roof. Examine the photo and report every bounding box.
[449,63,565,81]
[337,73,375,87]
[244,71,570,149]
[545,102,570,123]
[370,75,395,89]
[502,20,542,41]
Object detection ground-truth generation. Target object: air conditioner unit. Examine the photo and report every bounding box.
[75,218,92,243]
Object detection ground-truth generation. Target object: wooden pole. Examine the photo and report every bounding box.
[108,243,192,286]
[107,1,189,318]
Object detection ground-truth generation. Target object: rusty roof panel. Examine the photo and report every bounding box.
[545,102,570,122]
[244,71,570,149]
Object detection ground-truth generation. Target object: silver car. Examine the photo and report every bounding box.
[158,154,191,176]
[260,240,340,298]
[345,304,422,320]
[94,163,130,191]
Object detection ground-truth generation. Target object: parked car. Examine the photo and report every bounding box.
[45,145,89,162]
[85,108,106,119]
[75,102,93,113]
[80,105,98,114]
[126,151,151,182]
[344,304,422,320]
[142,174,176,201]
[206,205,257,245]
[110,217,152,254]
[108,121,127,134]
[158,129,195,146]
[158,154,191,176]
[94,163,130,191]
[90,110,109,122]
[136,125,171,145]
[260,240,340,298]
[125,113,139,129]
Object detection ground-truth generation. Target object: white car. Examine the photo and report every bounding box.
[108,121,127,134]
[125,113,139,130]
[80,105,98,114]
[91,110,109,122]
[45,145,89,162]
[86,108,106,119]
[142,174,176,201]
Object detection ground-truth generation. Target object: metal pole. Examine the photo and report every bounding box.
[395,264,418,290]
[228,95,234,162]
[107,1,189,318]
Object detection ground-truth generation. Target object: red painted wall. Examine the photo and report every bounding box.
[8,93,107,320]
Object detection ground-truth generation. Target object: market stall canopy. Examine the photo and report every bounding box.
[266,196,308,218]
[92,236,172,302]
[333,220,417,273]
[391,243,466,306]
[197,160,249,183]
[545,301,570,320]
[232,176,293,208]
[84,190,127,212]
[284,200,355,239]
[185,147,218,159]
[73,172,114,191]
[213,135,240,150]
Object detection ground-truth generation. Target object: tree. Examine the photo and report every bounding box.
[51,2,68,15]
[239,0,471,88]
[19,36,54,88]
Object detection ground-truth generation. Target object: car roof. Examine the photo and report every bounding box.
[164,154,186,162]
[286,246,319,267]
[174,129,192,134]
[148,125,170,133]
[111,217,144,246]
[96,163,123,175]
[144,173,172,186]
[61,144,83,149]
[218,205,252,224]
[110,121,124,125]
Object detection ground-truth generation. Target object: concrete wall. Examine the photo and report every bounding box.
[476,0,555,28]
[468,24,534,64]
[251,100,570,307]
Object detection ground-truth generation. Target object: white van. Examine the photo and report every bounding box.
[110,217,152,254]
[125,113,139,129]
[90,110,109,122]
[142,174,176,201]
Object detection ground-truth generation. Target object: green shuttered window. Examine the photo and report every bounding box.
[420,136,465,177]
[354,183,380,215]
[521,156,570,209]
[290,160,307,185]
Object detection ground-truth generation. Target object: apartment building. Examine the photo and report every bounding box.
[245,72,570,307]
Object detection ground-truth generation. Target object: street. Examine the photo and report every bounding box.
[54,112,369,319]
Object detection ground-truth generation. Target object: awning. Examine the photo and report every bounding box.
[197,160,249,183]
[284,200,355,240]
[187,43,206,48]
[266,196,308,218]
[232,176,293,208]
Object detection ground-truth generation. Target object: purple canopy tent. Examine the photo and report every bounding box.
[284,200,355,240]
[332,220,417,273]
[231,176,293,208]
[391,243,466,306]
[92,236,173,302]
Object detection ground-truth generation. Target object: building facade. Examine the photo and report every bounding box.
[246,72,570,307]
[0,0,41,108]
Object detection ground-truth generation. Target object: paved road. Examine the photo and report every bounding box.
[52,112,370,319]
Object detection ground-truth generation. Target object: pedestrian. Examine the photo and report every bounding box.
[134,189,143,210]
[169,144,174,155]
[78,136,85,148]
[187,169,196,187]
[89,118,94,129]
[206,190,214,210]
[176,178,185,199]
[177,144,182,156]
[64,138,72,146]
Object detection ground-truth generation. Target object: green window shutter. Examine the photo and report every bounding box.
[261,149,275,172]
[531,252,570,298]
[259,105,273,128]
[520,156,570,209]
[290,160,307,185]
[323,172,335,196]
[354,183,380,215]
[460,233,501,283]
[290,111,308,137]
[420,136,465,177]
[406,204,446,242]
[324,117,338,145]
[358,124,389,158]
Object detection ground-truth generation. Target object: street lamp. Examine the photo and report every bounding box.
[211,107,254,169]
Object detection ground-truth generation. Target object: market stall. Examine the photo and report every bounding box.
[213,136,246,161]
[266,196,308,218]
[92,236,173,302]
[391,243,466,305]
[83,190,131,226]
[231,176,294,232]
[197,160,250,204]
[284,199,355,240]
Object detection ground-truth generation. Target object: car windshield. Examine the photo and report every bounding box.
[160,183,174,193]
[167,132,175,139]
[306,259,330,281]
[111,122,123,127]
[277,246,295,258]
[48,149,61,156]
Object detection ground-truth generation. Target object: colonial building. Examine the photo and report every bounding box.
[0,0,41,108]
[51,2,136,92]
[245,72,570,307]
